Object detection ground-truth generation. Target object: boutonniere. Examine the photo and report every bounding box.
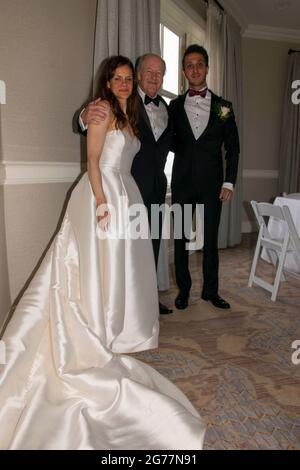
[214,102,232,121]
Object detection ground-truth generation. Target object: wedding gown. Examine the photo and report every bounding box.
[0,129,206,450]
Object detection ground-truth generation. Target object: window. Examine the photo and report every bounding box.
[160,0,205,188]
[160,24,182,99]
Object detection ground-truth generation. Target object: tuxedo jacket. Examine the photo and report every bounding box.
[131,96,173,205]
[169,90,240,194]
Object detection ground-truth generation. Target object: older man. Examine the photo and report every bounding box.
[79,54,173,315]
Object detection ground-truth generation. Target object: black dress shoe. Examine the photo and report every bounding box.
[159,302,173,315]
[201,294,231,309]
[175,293,189,310]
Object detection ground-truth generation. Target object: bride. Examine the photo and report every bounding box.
[0,56,206,450]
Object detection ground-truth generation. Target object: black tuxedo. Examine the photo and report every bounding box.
[169,90,240,296]
[131,96,173,267]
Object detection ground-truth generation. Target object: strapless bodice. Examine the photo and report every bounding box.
[100,129,141,173]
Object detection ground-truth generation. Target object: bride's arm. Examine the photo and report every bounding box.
[87,105,112,218]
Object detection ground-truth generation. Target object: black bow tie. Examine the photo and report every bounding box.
[144,95,160,107]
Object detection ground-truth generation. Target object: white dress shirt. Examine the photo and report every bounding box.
[184,88,233,192]
[138,87,168,141]
[184,89,212,140]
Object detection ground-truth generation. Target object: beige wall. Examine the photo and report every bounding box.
[4,182,74,301]
[0,0,97,326]
[0,0,97,163]
[242,37,300,230]
[0,187,11,326]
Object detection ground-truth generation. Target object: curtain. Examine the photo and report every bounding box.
[205,0,243,248]
[93,0,161,90]
[279,52,300,194]
[205,0,226,95]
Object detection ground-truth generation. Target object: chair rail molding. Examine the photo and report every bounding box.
[0,161,81,185]
[243,169,279,179]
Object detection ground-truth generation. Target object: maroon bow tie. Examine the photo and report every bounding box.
[188,88,208,98]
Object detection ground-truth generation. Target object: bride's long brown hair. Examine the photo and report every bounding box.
[95,56,140,137]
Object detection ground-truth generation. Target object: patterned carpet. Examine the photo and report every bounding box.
[133,235,300,450]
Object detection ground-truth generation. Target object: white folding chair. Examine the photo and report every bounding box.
[248,200,300,301]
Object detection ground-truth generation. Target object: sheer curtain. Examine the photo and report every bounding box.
[279,52,300,194]
[205,0,243,248]
[93,0,161,88]
[205,0,226,95]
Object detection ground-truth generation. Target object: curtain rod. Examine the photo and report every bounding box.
[204,0,224,12]
[288,49,300,54]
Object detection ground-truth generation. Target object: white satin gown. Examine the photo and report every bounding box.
[0,129,206,450]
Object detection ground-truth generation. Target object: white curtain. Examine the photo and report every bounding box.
[205,0,226,95]
[93,0,161,89]
[205,0,243,248]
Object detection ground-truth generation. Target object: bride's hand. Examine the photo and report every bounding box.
[96,198,110,230]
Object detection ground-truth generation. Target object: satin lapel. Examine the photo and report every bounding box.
[139,96,153,135]
[180,91,196,141]
[157,97,171,141]
[198,91,217,140]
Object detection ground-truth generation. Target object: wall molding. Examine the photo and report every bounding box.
[243,25,300,43]
[243,169,279,179]
[0,162,279,185]
[0,161,81,186]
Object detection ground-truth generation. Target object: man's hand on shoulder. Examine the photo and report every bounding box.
[81,98,110,127]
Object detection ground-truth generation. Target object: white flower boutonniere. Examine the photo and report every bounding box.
[214,102,232,121]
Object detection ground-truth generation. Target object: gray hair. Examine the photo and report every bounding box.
[135,54,166,75]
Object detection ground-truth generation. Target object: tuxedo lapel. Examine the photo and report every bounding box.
[180,92,196,141]
[158,99,172,142]
[139,96,153,135]
[198,91,217,140]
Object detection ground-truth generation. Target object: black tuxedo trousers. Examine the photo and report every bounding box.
[172,184,222,297]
